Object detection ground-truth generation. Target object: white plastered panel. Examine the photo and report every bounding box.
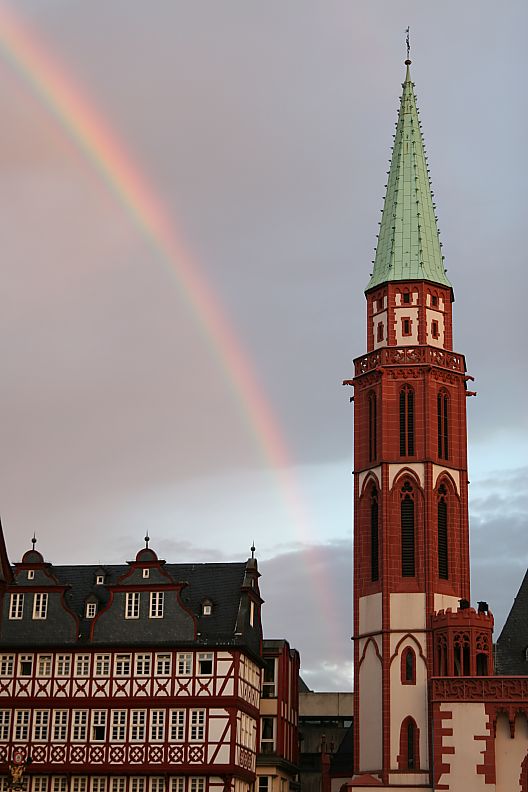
[439,702,490,790]
[425,307,445,348]
[373,310,388,350]
[434,594,460,614]
[358,639,382,772]
[432,465,460,494]
[390,593,426,630]
[389,463,424,490]
[389,634,429,770]
[358,467,381,495]
[394,306,419,345]
[496,713,528,792]
[359,592,382,635]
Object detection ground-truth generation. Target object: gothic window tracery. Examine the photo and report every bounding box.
[401,647,416,685]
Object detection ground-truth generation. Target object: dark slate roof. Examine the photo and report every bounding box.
[5,560,261,654]
[495,567,528,675]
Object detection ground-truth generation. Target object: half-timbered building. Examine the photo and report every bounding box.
[0,534,272,792]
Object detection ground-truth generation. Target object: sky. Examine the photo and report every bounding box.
[0,1,526,691]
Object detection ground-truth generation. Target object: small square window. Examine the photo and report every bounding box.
[142,568,150,579]
[403,292,411,304]
[27,570,35,581]
[431,320,440,339]
[198,653,213,675]
[432,295,438,307]
[95,575,105,585]
[376,322,384,342]
[402,318,411,336]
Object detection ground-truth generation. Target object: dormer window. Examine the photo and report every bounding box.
[86,602,97,619]
[202,600,212,616]
[27,570,34,581]
[142,568,150,579]
[96,575,105,586]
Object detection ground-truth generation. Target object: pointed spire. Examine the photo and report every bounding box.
[367,59,452,292]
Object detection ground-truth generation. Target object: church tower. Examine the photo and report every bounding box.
[344,59,494,789]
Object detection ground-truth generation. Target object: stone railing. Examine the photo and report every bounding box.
[354,346,466,376]
[431,676,528,702]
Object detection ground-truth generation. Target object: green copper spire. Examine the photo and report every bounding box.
[367,61,451,291]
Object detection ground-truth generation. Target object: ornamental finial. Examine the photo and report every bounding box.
[251,542,256,559]
[144,532,150,549]
[405,26,411,63]
[31,533,37,549]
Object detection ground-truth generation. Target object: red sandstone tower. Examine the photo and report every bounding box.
[344,60,493,789]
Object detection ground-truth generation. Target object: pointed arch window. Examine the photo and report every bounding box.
[370,487,379,582]
[401,647,416,685]
[437,390,449,460]
[368,392,377,463]
[399,717,419,771]
[399,386,415,456]
[438,484,448,579]
[400,482,415,577]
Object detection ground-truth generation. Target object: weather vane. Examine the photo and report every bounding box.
[405,26,410,60]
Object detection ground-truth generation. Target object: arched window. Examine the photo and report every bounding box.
[401,647,416,685]
[399,386,415,456]
[399,717,419,771]
[370,487,379,582]
[400,482,415,577]
[437,390,449,459]
[368,392,377,462]
[437,484,448,580]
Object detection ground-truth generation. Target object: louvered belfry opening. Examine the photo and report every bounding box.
[438,484,448,579]
[370,487,379,582]
[437,390,449,459]
[399,385,415,456]
[400,481,415,577]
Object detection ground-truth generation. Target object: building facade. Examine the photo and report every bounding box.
[344,59,528,791]
[0,537,275,792]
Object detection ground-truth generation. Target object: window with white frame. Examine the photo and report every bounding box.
[125,592,140,619]
[198,653,213,675]
[86,602,97,619]
[14,710,30,741]
[262,658,277,699]
[155,653,171,676]
[110,780,125,792]
[149,592,164,618]
[202,601,212,616]
[169,710,185,742]
[75,655,90,677]
[114,654,131,677]
[94,654,110,677]
[111,710,127,742]
[72,778,88,792]
[71,710,89,742]
[150,710,165,742]
[91,779,106,792]
[249,600,255,627]
[190,779,205,792]
[150,779,164,792]
[189,709,205,741]
[95,575,105,586]
[33,593,48,620]
[130,778,146,792]
[32,710,50,741]
[19,655,33,676]
[258,778,269,792]
[169,780,184,792]
[55,655,71,677]
[0,710,11,741]
[130,709,147,741]
[177,653,192,676]
[135,654,151,676]
[33,777,49,792]
[52,710,69,742]
[0,655,14,677]
[91,710,107,741]
[37,655,52,678]
[27,570,35,581]
[51,778,67,792]
[142,568,150,579]
[9,593,24,620]
[260,717,275,753]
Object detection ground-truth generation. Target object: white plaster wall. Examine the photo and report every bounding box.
[388,635,429,771]
[359,592,382,635]
[208,711,230,740]
[394,306,419,345]
[496,713,528,792]
[432,465,460,494]
[425,308,445,348]
[358,467,381,495]
[359,640,382,772]
[209,743,230,764]
[439,702,490,790]
[388,774,430,787]
[389,462,424,489]
[433,594,460,614]
[395,292,418,306]
[390,593,426,630]
[373,310,388,350]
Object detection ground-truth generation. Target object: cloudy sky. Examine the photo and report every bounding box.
[0,1,526,691]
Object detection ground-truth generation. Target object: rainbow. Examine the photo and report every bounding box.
[0,4,344,653]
